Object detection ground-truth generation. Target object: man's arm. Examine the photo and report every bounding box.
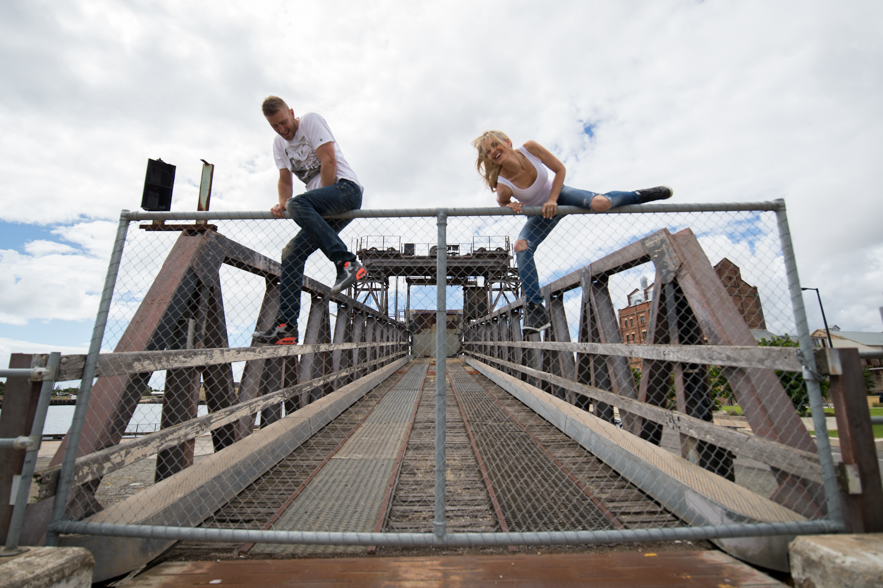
[271,168,294,218]
[315,142,338,187]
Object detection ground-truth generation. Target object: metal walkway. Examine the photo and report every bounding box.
[253,364,428,555]
[166,359,679,560]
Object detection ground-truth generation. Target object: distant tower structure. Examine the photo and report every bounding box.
[350,235,520,326]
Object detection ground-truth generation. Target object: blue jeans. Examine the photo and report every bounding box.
[516,185,641,305]
[278,179,363,324]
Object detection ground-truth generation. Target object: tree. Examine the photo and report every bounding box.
[862,365,876,396]
[757,335,828,416]
[707,365,733,409]
[632,366,678,410]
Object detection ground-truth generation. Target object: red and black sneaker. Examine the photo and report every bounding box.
[252,321,298,345]
[331,259,367,295]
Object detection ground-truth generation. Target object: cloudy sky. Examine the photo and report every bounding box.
[1,0,882,370]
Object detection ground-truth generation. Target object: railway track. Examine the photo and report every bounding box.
[164,359,679,560]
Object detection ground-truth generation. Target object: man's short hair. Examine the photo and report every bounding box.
[262,95,288,117]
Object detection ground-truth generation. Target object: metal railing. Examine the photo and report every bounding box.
[1,353,60,554]
[5,200,877,576]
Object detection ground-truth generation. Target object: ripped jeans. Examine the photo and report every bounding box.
[516,185,641,305]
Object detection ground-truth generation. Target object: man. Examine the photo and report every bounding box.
[253,96,367,345]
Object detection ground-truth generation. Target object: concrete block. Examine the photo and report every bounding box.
[0,547,93,588]
[790,534,883,588]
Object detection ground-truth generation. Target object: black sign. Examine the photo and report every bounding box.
[141,158,176,211]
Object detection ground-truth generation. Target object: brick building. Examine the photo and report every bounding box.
[618,258,767,352]
[712,258,766,330]
[619,283,653,345]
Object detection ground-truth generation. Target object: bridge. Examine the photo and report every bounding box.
[1,201,880,583]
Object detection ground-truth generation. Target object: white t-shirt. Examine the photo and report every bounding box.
[273,112,362,193]
[496,145,554,207]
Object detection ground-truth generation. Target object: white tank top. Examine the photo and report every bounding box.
[497,146,554,207]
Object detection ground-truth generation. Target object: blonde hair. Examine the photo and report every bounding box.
[472,130,512,192]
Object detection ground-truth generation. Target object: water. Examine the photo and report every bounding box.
[2,404,211,436]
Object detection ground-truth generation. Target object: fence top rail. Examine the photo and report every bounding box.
[123,200,784,222]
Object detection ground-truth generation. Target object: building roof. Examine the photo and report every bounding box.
[812,330,883,348]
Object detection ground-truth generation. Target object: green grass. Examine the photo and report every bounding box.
[821,407,881,417]
[825,424,883,439]
[720,405,743,416]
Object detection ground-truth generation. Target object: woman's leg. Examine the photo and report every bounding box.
[579,186,672,212]
[557,185,642,212]
[591,190,642,211]
[556,185,600,209]
[515,214,561,305]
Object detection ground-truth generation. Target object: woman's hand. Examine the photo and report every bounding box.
[542,200,558,219]
[507,201,523,214]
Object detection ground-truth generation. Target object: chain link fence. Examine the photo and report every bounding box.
[38,201,842,575]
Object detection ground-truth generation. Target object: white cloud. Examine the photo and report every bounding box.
[23,240,78,256]
[1,0,881,345]
[0,221,114,325]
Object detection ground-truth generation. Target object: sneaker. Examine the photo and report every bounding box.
[522,302,551,334]
[331,259,367,295]
[253,321,298,345]
[636,186,673,204]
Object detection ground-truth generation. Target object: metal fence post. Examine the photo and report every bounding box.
[4,352,61,551]
[46,212,132,546]
[434,211,447,540]
[823,347,883,531]
[774,199,844,527]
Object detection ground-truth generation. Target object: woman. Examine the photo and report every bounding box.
[472,130,672,334]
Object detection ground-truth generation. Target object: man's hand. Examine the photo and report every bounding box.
[274,168,294,218]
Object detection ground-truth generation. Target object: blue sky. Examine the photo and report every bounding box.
[2,0,883,373]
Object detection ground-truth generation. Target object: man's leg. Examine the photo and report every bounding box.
[255,181,362,345]
[287,180,362,264]
[252,230,315,345]
[288,180,367,295]
[278,230,320,324]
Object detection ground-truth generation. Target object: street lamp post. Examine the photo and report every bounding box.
[801,287,833,348]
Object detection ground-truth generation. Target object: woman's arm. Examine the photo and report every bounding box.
[523,140,566,219]
[495,184,523,213]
